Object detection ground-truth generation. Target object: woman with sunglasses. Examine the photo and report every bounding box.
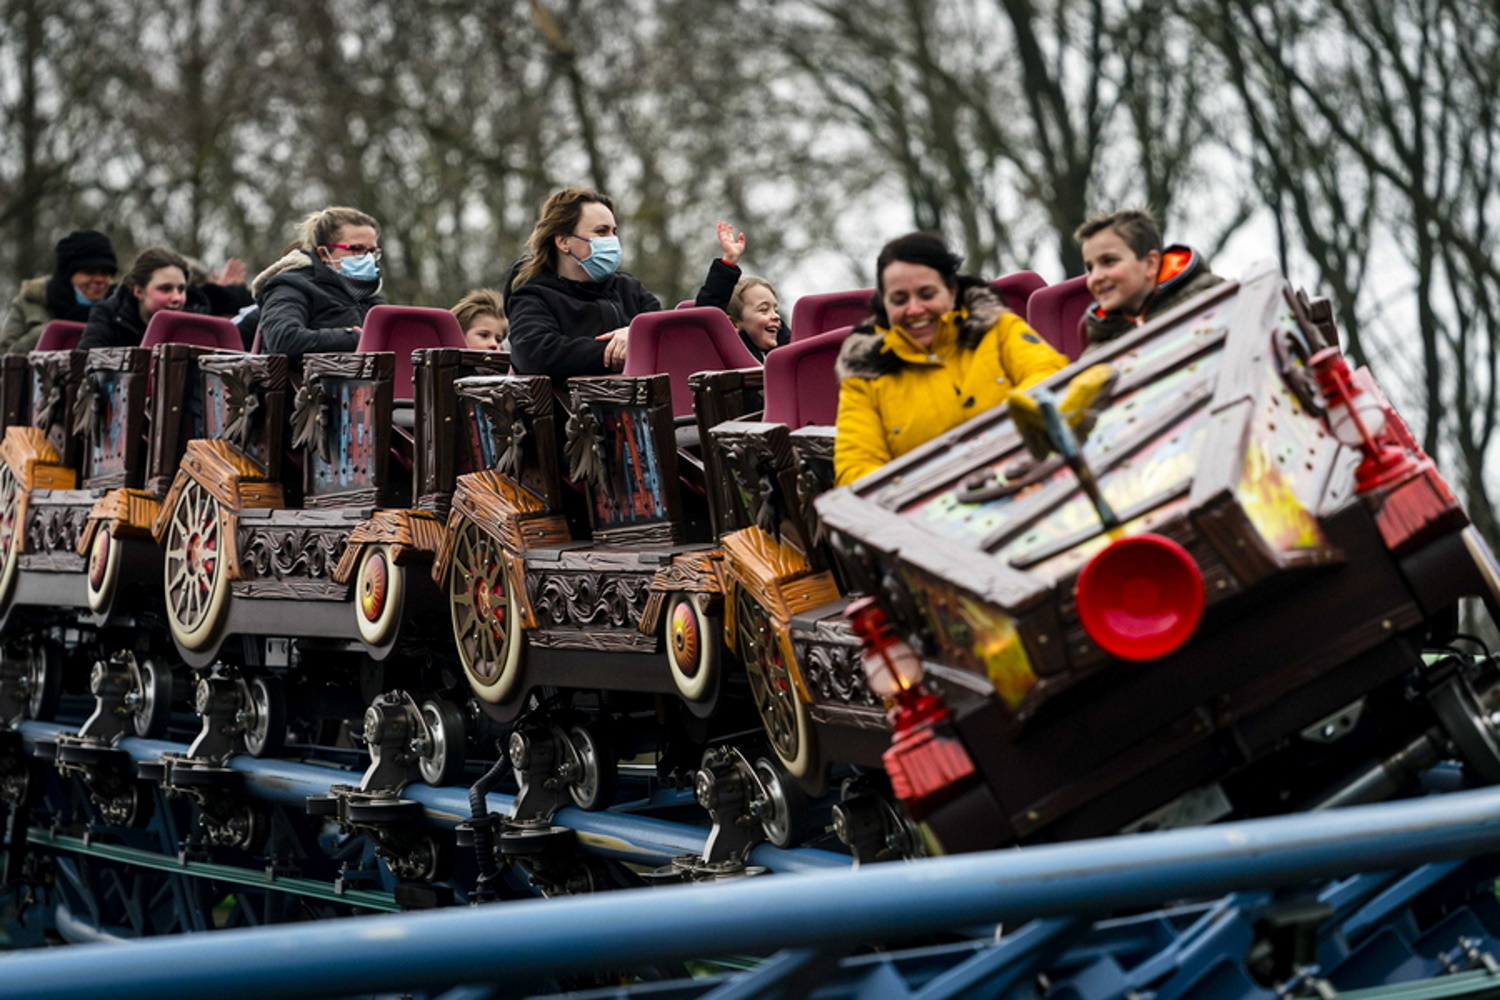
[251,206,386,360]
[505,188,660,378]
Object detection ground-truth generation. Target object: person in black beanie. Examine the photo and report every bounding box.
[0,230,119,354]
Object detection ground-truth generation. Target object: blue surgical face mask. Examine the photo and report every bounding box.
[570,235,621,282]
[75,288,99,306]
[338,253,381,281]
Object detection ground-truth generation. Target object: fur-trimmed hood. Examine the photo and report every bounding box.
[16,275,48,306]
[250,249,315,298]
[836,279,1008,382]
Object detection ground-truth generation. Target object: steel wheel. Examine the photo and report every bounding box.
[664,592,720,713]
[242,674,286,758]
[130,656,173,740]
[754,755,809,848]
[567,724,619,811]
[449,520,525,709]
[417,698,466,787]
[163,479,231,653]
[0,464,22,610]
[22,640,62,722]
[739,594,817,779]
[355,544,406,649]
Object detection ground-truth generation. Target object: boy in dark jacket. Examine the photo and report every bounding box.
[1075,209,1223,349]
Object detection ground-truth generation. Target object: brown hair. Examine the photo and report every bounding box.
[293,206,381,253]
[727,276,776,329]
[126,245,190,292]
[871,231,964,328]
[451,287,506,330]
[511,188,614,290]
[1073,209,1162,259]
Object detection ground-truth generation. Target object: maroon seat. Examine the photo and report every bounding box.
[764,325,853,428]
[357,305,468,402]
[34,320,85,352]
[623,306,760,418]
[990,270,1048,317]
[790,287,873,343]
[139,310,245,351]
[676,299,698,310]
[1026,275,1091,361]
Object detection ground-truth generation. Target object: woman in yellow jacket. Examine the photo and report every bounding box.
[834,232,1068,486]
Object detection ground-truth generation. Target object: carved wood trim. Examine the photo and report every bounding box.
[720,527,842,623]
[639,550,726,634]
[1,425,70,491]
[77,488,162,555]
[332,509,444,583]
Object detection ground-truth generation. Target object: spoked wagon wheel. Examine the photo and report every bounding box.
[663,592,721,717]
[162,479,231,653]
[449,520,525,716]
[737,594,817,780]
[0,464,23,610]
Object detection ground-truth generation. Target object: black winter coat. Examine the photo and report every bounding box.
[505,262,661,378]
[692,257,790,362]
[252,250,383,361]
[78,284,211,350]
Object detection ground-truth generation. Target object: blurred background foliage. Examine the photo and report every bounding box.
[3,0,1498,538]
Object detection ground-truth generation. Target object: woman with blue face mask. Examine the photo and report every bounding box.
[251,206,386,361]
[505,188,661,378]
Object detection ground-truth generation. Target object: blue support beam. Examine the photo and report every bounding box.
[8,781,1500,1000]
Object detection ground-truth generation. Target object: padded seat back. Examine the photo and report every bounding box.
[764,325,853,428]
[622,306,760,418]
[1026,275,1092,360]
[990,271,1048,317]
[357,305,468,402]
[35,320,85,352]
[139,310,245,351]
[790,288,873,342]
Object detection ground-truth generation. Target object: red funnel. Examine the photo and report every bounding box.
[1076,533,1205,661]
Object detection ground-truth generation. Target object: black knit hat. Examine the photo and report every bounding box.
[54,230,118,276]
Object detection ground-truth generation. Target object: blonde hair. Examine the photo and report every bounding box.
[451,287,506,331]
[727,276,776,330]
[294,206,380,253]
[511,188,614,290]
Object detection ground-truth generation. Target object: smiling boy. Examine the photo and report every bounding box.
[1075,209,1223,350]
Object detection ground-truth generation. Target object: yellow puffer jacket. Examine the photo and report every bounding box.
[834,282,1068,486]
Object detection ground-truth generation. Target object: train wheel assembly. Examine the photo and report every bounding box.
[355,544,406,649]
[21,639,63,722]
[162,479,231,654]
[566,724,619,811]
[417,698,466,787]
[128,654,173,739]
[241,674,286,759]
[738,596,817,780]
[664,592,720,716]
[449,521,525,713]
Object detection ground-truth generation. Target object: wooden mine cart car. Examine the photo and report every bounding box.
[817,262,1500,854]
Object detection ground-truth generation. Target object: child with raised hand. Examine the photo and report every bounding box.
[1075,209,1223,349]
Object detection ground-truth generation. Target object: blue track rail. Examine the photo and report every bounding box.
[7,782,1500,1000]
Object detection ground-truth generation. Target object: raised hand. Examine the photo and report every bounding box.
[716,221,746,265]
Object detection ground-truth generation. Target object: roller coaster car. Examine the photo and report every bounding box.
[700,415,887,793]
[148,346,507,758]
[435,372,731,729]
[817,262,1500,854]
[0,340,236,736]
